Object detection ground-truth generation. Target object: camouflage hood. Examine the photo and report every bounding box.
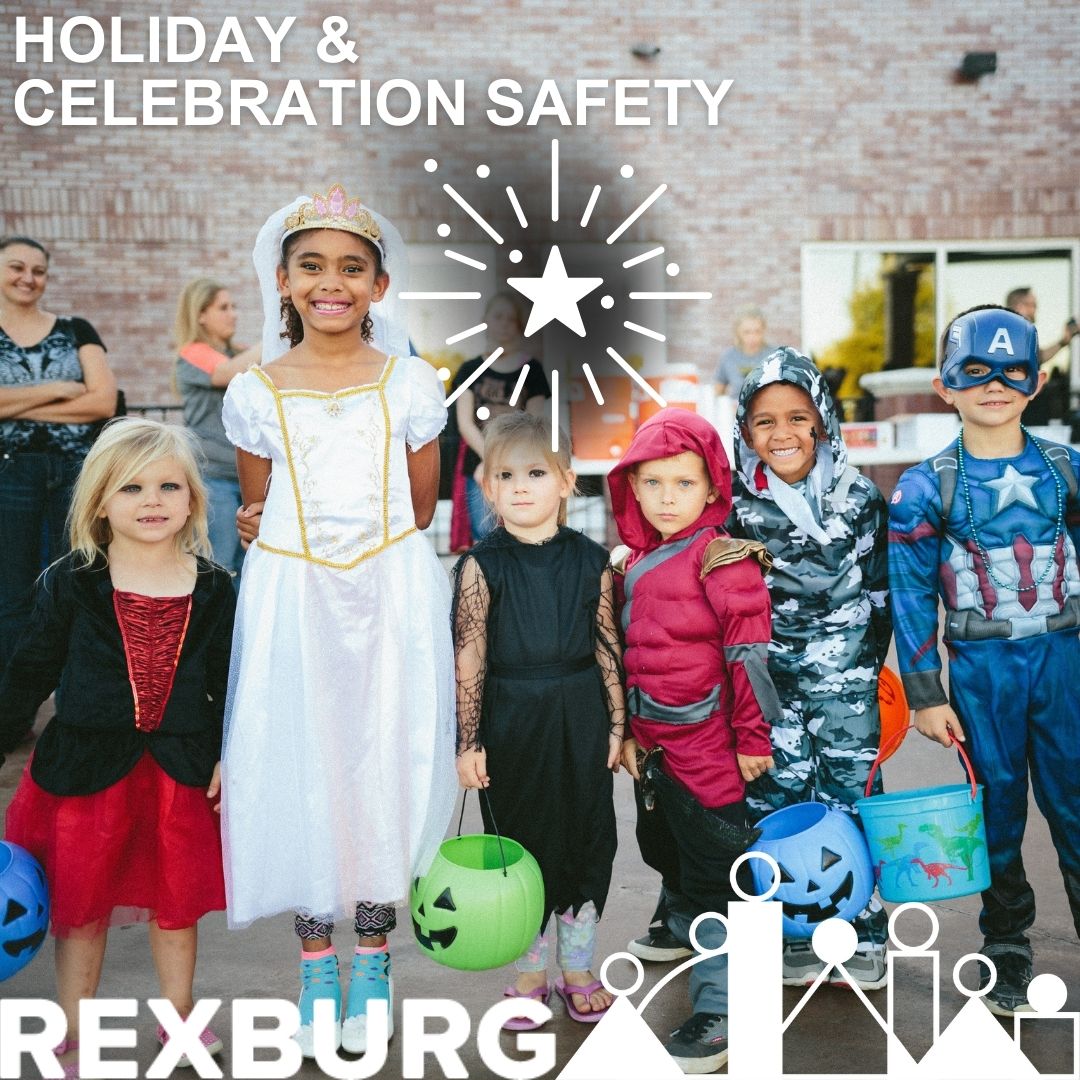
[733,346,848,497]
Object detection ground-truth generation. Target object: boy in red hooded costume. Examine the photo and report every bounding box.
[609,408,779,1074]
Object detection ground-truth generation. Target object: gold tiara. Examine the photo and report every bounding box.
[282,184,383,253]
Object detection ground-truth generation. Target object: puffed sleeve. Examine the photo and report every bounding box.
[221,370,273,459]
[405,356,449,452]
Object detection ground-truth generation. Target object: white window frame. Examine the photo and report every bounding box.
[801,239,1080,388]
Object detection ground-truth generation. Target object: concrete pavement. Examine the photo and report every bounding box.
[1,703,1077,1079]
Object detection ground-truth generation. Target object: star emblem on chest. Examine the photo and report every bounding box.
[985,464,1039,514]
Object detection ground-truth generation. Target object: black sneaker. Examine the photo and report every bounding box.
[627,925,693,962]
[665,1012,728,1074]
[980,946,1034,1017]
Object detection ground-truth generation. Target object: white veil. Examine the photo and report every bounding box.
[252,190,412,364]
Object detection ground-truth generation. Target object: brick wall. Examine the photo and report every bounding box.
[1,0,1077,406]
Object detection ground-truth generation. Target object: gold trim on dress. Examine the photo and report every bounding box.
[256,526,417,570]
[250,358,403,567]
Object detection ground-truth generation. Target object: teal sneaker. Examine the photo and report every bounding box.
[341,950,393,1054]
[295,953,341,1058]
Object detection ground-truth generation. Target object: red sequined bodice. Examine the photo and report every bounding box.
[112,591,192,733]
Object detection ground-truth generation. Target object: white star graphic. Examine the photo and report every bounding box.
[986,464,1040,513]
[506,245,603,338]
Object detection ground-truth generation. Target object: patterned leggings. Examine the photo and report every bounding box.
[294,902,397,941]
[515,901,598,973]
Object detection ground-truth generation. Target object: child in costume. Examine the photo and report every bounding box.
[0,418,235,1076]
[220,185,456,1056]
[736,347,891,988]
[453,411,624,1027]
[608,407,777,1074]
[889,305,1080,1016]
[627,355,892,992]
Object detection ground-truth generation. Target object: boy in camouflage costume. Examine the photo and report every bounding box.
[733,348,892,987]
[627,349,893,989]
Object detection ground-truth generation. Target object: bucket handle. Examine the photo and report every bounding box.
[456,787,510,878]
[864,724,979,802]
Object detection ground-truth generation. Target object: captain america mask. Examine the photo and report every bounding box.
[940,309,1040,395]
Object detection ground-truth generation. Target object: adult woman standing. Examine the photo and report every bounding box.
[450,293,550,547]
[174,277,257,581]
[0,234,118,738]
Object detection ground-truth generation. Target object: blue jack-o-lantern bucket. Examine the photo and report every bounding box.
[0,841,50,982]
[749,803,874,938]
[856,729,989,903]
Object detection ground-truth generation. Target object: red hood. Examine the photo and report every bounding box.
[609,408,733,552]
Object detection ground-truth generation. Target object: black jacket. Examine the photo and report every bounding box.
[0,554,235,795]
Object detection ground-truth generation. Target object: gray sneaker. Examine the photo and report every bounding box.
[830,943,888,991]
[782,940,826,987]
[665,1012,728,1074]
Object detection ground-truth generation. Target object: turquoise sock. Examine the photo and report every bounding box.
[298,952,341,1028]
[346,949,391,1020]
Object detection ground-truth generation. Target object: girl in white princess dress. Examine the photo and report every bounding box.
[220,185,456,1057]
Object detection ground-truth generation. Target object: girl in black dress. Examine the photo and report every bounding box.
[452,411,626,1028]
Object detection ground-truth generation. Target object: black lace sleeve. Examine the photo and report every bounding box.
[451,552,490,753]
[594,564,627,739]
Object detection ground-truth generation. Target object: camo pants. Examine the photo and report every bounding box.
[746,667,882,820]
[746,666,888,946]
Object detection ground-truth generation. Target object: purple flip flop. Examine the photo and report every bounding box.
[555,977,611,1024]
[502,983,551,1031]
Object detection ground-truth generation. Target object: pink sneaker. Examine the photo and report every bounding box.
[156,1024,224,1068]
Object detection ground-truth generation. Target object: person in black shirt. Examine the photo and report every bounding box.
[0,235,118,743]
[451,293,550,544]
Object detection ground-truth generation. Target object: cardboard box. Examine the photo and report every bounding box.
[840,421,895,451]
[893,413,960,454]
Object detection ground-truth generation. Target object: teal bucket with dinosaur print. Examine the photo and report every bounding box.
[855,734,990,903]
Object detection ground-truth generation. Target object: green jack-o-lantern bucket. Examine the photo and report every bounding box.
[411,831,545,971]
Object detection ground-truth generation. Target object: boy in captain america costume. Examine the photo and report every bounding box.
[889,305,1080,1016]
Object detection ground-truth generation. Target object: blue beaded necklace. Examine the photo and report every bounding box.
[956,423,1065,593]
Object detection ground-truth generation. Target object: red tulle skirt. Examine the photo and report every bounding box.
[4,751,225,937]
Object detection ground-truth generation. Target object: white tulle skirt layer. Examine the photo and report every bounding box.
[221,533,456,929]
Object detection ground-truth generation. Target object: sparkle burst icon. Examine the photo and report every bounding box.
[399,139,713,450]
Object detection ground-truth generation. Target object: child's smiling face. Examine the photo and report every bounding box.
[628,451,718,541]
[277,228,388,337]
[743,382,821,484]
[933,360,1044,432]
